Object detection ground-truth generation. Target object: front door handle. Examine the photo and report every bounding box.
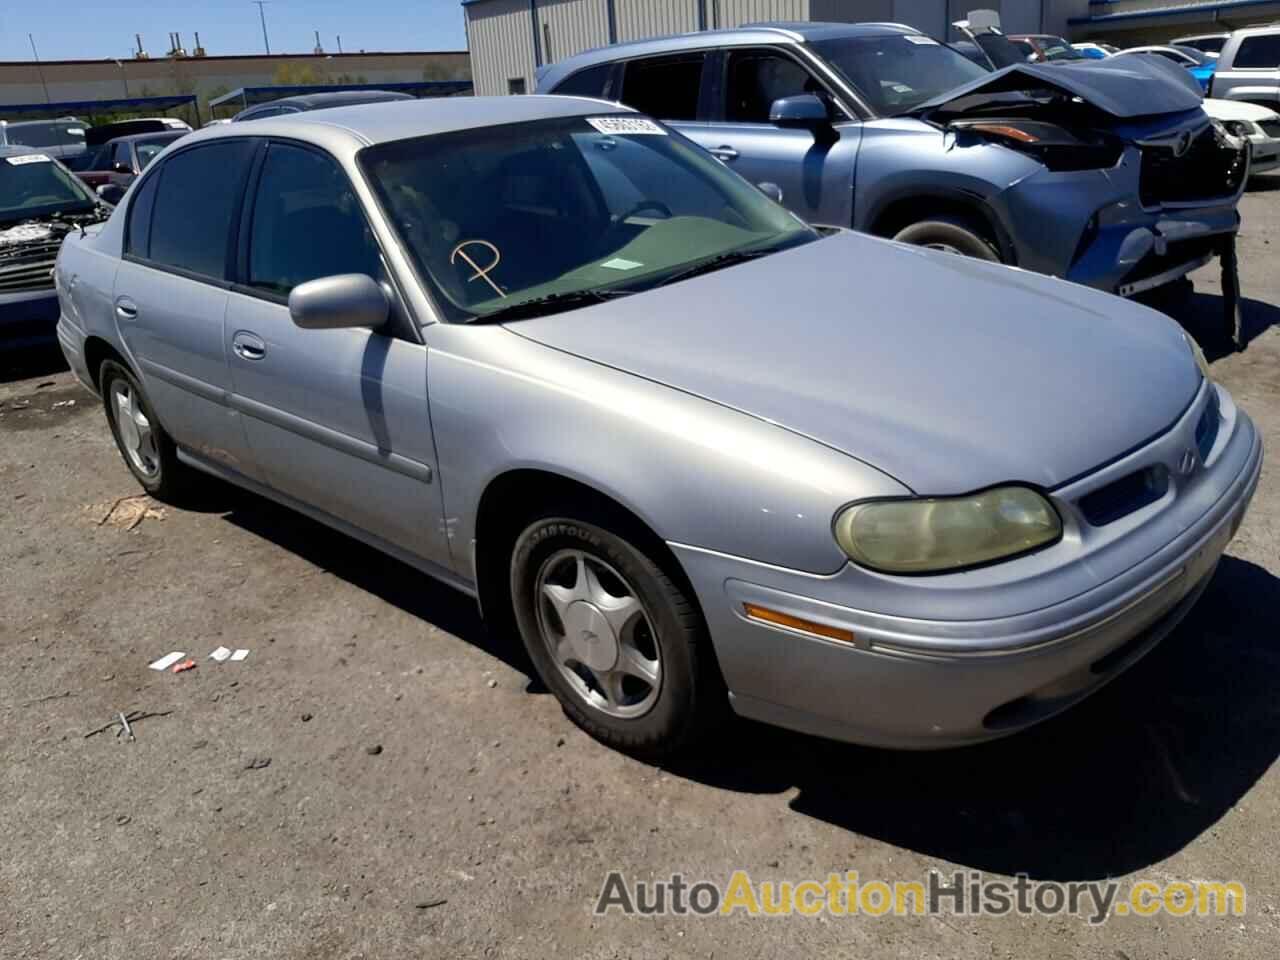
[710,145,739,162]
[115,297,138,321]
[232,331,267,361]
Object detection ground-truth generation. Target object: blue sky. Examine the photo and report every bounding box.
[1,0,468,62]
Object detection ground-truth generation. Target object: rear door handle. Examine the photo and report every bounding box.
[232,331,267,361]
[115,297,138,321]
[710,145,739,162]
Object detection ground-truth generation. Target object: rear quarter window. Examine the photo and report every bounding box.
[552,62,614,98]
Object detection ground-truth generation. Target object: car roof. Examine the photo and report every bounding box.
[1232,25,1280,37]
[176,95,636,160]
[269,90,416,109]
[537,21,919,85]
[108,130,189,145]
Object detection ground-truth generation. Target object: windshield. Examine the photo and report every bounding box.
[809,34,990,115]
[3,121,88,149]
[360,115,814,322]
[1,153,96,224]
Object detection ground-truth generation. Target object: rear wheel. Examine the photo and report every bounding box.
[510,511,718,760]
[99,359,195,502]
[893,215,1002,262]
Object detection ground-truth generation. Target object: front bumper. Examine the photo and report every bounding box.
[1247,135,1280,174]
[674,383,1261,749]
[0,287,59,348]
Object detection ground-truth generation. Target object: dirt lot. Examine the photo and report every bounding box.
[3,185,1280,960]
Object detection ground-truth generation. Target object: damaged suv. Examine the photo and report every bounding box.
[539,22,1248,303]
[2,146,112,347]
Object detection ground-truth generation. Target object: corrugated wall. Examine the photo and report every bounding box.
[712,0,810,28]
[615,0,701,41]
[537,0,612,63]
[466,0,538,95]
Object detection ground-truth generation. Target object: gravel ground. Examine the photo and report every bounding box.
[3,183,1279,959]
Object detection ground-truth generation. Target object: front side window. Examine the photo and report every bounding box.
[360,114,813,322]
[810,34,989,116]
[247,142,382,296]
[0,153,96,225]
[1236,35,1280,68]
[724,50,831,123]
[147,140,255,279]
[619,53,705,121]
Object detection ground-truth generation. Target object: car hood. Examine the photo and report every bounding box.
[916,56,1204,119]
[1204,98,1276,122]
[508,233,1200,494]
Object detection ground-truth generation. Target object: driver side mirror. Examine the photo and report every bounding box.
[289,274,390,331]
[769,94,831,132]
[112,161,132,174]
[95,183,125,206]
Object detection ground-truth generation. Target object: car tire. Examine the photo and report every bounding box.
[99,359,194,502]
[510,511,719,761]
[893,216,1002,262]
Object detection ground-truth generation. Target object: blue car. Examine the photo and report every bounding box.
[539,23,1246,299]
[1121,45,1217,93]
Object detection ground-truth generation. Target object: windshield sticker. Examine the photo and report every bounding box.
[450,239,507,298]
[600,257,644,271]
[904,35,938,45]
[587,116,666,136]
[5,154,53,165]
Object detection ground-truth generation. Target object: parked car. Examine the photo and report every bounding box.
[0,117,91,161]
[231,89,414,121]
[1209,26,1280,107]
[1204,98,1280,174]
[74,130,189,195]
[538,23,1249,298]
[1072,42,1118,60]
[55,97,1261,756]
[1005,33,1088,62]
[62,118,192,173]
[1121,45,1217,92]
[2,146,110,346]
[1172,33,1231,55]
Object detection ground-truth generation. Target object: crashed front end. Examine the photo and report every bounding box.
[922,59,1249,310]
[1,220,80,347]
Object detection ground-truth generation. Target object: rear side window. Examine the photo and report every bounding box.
[553,63,613,98]
[147,140,255,279]
[725,50,823,123]
[125,173,159,257]
[1235,35,1280,68]
[247,142,382,295]
[620,53,705,121]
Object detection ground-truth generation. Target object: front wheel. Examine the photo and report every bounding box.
[510,512,718,760]
[892,215,1002,262]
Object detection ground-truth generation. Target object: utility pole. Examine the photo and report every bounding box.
[28,34,52,104]
[336,35,343,54]
[112,58,130,97]
[251,1,272,54]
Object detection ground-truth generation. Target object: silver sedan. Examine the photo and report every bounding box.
[55,96,1261,758]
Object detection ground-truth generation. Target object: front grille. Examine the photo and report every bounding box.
[1078,467,1169,527]
[0,241,59,293]
[1259,118,1280,139]
[1139,126,1248,207]
[1196,387,1221,461]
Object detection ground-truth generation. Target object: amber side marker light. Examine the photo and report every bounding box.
[968,123,1040,143]
[742,603,857,645]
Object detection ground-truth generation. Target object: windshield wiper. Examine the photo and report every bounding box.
[642,247,778,290]
[468,287,632,324]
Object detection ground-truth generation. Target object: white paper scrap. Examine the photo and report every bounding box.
[148,651,186,671]
[230,649,250,662]
[209,646,232,662]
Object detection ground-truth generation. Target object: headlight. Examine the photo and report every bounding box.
[950,120,1123,172]
[834,487,1062,574]
[1185,333,1211,381]
[1222,119,1253,138]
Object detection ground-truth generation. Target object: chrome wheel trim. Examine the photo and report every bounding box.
[534,548,662,720]
[923,241,964,255]
[110,379,160,478]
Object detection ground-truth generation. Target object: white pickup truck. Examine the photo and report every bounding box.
[1210,27,1280,109]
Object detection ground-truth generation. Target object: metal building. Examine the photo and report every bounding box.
[461,0,1082,96]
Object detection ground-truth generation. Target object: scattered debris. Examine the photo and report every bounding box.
[115,815,131,826]
[230,649,249,662]
[148,651,185,671]
[244,756,272,770]
[415,899,447,911]
[486,679,498,689]
[118,711,134,742]
[20,689,74,707]
[209,646,232,662]
[366,744,383,756]
[555,736,565,748]
[300,712,313,722]
[52,399,76,409]
[84,709,173,739]
[93,494,166,530]
[171,659,197,674]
